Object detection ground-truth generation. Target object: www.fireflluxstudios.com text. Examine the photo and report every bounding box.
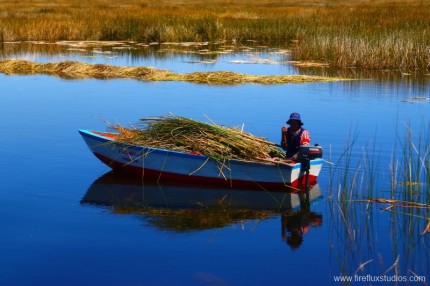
[333,274,426,283]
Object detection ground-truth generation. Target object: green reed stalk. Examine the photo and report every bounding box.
[329,124,430,278]
[393,122,430,199]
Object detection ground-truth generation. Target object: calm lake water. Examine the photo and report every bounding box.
[1,42,429,286]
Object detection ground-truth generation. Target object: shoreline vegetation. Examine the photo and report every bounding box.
[0,59,348,84]
[0,0,429,72]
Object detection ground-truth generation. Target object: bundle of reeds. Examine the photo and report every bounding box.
[109,116,285,162]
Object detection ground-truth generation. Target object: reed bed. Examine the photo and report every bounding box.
[0,0,429,71]
[0,59,346,84]
[328,124,430,278]
[328,123,430,241]
[109,115,285,163]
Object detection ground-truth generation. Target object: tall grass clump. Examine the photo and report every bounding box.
[326,130,378,276]
[291,5,430,72]
[1,1,429,71]
[390,122,430,202]
[328,124,430,278]
[327,127,378,203]
[329,124,429,222]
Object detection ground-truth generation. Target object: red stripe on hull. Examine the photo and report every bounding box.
[93,152,318,192]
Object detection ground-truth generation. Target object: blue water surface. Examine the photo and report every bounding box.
[0,45,429,286]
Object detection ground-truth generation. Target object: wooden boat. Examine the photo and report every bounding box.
[78,129,324,190]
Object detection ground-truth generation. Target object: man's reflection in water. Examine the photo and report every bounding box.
[281,210,323,249]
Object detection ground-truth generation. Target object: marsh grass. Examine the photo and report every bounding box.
[396,123,430,190]
[0,59,347,84]
[328,124,430,277]
[289,4,430,72]
[389,123,430,239]
[0,0,429,71]
[329,123,429,217]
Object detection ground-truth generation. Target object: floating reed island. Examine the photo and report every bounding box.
[109,115,285,163]
[0,59,348,85]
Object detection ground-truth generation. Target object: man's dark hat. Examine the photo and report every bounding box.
[287,112,303,126]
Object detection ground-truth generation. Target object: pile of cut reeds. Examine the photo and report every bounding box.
[109,116,285,162]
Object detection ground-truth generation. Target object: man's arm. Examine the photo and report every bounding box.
[300,129,311,146]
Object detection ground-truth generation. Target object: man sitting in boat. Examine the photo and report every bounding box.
[280,112,311,161]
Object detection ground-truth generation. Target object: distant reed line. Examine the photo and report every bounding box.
[0,59,347,84]
[0,0,429,71]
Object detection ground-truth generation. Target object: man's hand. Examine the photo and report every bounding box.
[280,126,288,150]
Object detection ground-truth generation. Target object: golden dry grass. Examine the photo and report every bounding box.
[1,0,428,70]
[109,115,286,162]
[0,59,348,84]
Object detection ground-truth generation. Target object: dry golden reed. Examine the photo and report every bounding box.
[0,0,429,71]
[0,59,347,84]
[109,115,286,162]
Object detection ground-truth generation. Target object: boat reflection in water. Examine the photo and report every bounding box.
[82,171,323,248]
